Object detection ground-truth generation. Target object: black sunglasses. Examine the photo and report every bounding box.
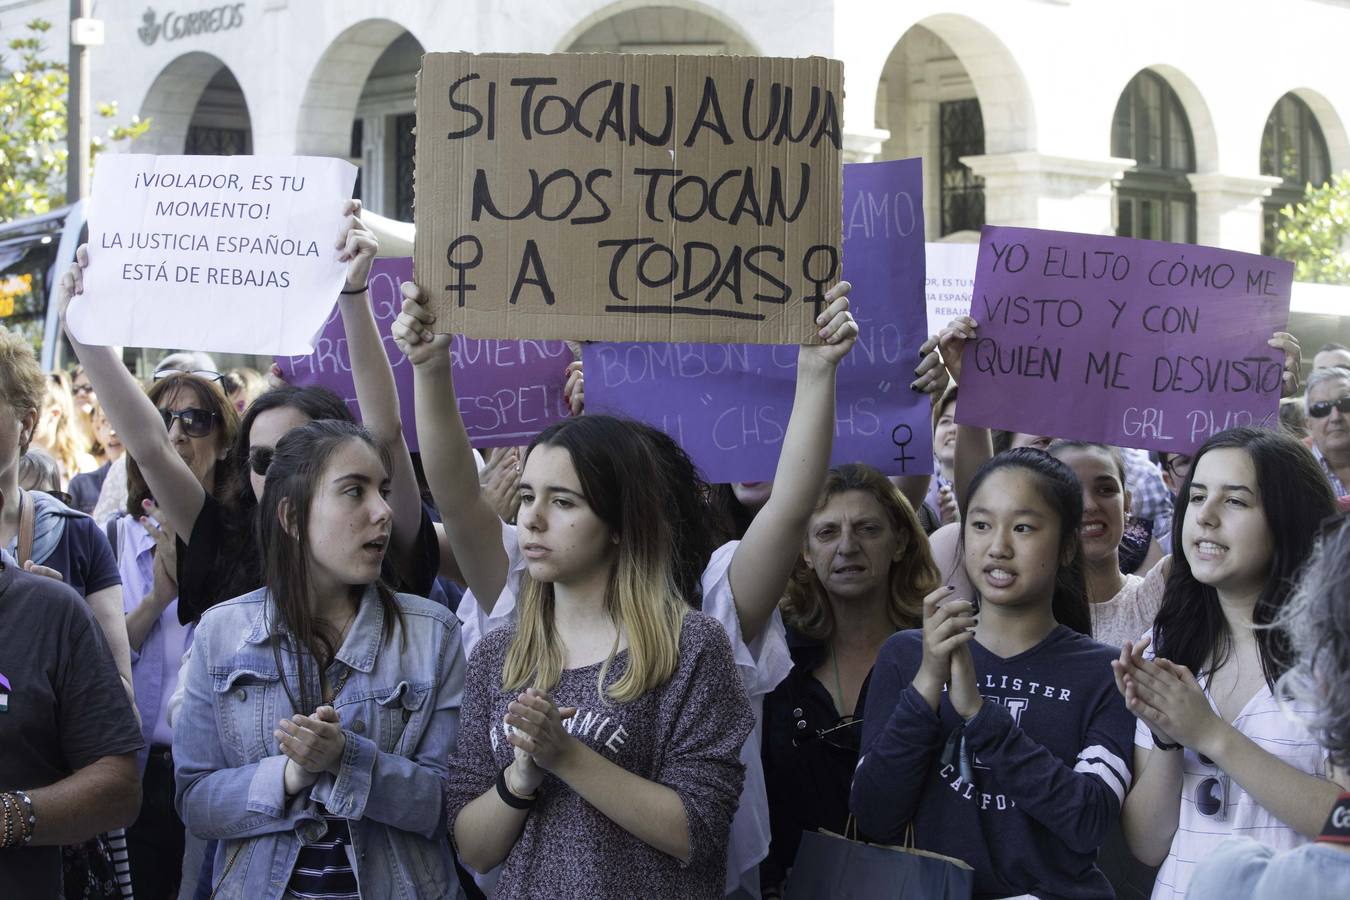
[1308,397,1350,419]
[792,715,862,752]
[160,407,218,438]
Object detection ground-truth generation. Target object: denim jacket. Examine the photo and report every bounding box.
[173,585,465,900]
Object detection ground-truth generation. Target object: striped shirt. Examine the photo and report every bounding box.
[285,816,359,900]
[1135,682,1328,899]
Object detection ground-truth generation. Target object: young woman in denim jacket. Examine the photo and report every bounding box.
[172,420,465,899]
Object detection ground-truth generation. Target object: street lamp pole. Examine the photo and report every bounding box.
[66,0,104,203]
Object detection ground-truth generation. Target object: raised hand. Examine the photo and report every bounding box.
[482,446,523,522]
[1268,331,1302,398]
[914,333,950,395]
[391,281,452,368]
[937,315,978,384]
[57,244,91,331]
[798,282,858,370]
[564,360,585,416]
[337,199,378,291]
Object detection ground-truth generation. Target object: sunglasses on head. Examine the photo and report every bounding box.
[160,407,218,438]
[154,368,224,385]
[1308,397,1350,419]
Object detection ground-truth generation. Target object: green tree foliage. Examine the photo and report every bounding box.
[0,19,150,222]
[1275,171,1350,285]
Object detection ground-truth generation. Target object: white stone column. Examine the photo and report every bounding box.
[961,151,1135,233]
[1186,173,1282,253]
[842,127,891,164]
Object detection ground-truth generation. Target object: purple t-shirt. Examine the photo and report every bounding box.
[446,611,754,900]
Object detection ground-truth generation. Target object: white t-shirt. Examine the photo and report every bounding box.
[458,521,792,897]
[1134,676,1327,899]
[1090,559,1167,649]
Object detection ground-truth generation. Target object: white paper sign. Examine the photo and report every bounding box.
[924,242,980,336]
[69,154,357,355]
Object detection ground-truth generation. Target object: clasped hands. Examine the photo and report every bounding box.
[502,688,579,797]
[913,585,983,720]
[276,705,347,794]
[1111,635,1225,755]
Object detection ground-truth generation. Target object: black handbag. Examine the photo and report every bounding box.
[784,823,974,900]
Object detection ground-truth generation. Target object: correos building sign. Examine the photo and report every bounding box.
[138,4,245,45]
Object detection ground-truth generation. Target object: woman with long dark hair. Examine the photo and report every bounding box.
[1113,427,1345,899]
[1187,513,1350,898]
[853,448,1133,899]
[172,420,464,899]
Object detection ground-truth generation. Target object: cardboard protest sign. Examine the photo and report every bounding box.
[584,158,931,483]
[925,243,979,337]
[69,154,356,355]
[955,226,1293,453]
[275,258,572,449]
[414,52,843,345]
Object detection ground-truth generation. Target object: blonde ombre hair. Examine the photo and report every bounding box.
[502,417,689,704]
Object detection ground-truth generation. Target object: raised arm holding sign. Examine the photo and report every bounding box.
[413,52,843,345]
[67,153,356,355]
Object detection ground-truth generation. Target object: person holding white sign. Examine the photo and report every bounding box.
[58,201,443,628]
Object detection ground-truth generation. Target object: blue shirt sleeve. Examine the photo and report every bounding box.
[961,664,1135,854]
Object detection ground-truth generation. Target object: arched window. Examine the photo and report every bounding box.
[1261,93,1331,254]
[1112,71,1196,243]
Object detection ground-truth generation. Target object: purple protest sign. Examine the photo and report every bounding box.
[584,158,932,483]
[275,257,572,450]
[955,226,1293,452]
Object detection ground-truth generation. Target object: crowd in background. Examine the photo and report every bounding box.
[1,202,1348,900]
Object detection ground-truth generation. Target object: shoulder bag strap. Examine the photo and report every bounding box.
[17,489,36,565]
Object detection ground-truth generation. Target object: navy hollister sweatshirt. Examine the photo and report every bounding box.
[851,626,1134,900]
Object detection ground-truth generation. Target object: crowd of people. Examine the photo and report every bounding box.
[1,198,1348,900]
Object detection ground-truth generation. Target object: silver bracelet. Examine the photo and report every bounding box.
[14,790,35,845]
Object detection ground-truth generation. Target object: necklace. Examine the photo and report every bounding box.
[323,663,352,707]
[320,612,357,706]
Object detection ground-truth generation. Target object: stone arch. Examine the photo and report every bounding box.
[294,18,419,158]
[873,14,1035,236]
[1286,88,1350,174]
[875,14,1037,157]
[557,0,758,54]
[138,52,252,154]
[1130,64,1219,173]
